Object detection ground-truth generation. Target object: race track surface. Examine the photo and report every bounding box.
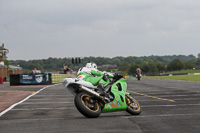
[0,79,200,133]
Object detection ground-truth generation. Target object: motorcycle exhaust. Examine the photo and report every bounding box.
[79,85,107,104]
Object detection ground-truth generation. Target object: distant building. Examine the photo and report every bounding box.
[0,43,23,81]
[9,65,23,75]
[0,43,9,65]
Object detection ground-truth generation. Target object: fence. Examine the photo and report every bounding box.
[52,74,75,84]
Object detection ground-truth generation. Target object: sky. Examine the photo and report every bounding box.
[0,0,200,60]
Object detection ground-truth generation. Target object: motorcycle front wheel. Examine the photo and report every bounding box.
[75,92,101,118]
[126,95,141,115]
[137,74,141,80]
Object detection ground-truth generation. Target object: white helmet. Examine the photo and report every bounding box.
[92,63,97,69]
[86,62,97,69]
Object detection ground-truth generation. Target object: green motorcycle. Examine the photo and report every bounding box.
[63,74,141,118]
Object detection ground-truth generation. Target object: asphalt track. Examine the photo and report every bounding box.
[0,79,200,133]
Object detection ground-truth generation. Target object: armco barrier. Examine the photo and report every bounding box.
[124,76,129,78]
[124,75,134,78]
[188,73,200,75]
[129,75,134,78]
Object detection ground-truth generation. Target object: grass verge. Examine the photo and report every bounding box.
[143,75,200,82]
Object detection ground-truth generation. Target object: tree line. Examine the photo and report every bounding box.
[9,54,200,75]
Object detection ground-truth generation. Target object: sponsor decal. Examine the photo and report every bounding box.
[106,99,122,109]
[116,100,121,106]
[35,75,43,83]
[112,102,119,108]
[23,75,33,80]
[77,76,82,79]
[115,99,123,106]
[77,75,85,80]
[110,104,114,108]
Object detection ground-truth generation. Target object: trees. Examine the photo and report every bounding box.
[167,58,184,71]
[8,54,200,75]
[156,62,167,73]
[118,62,129,72]
[198,53,200,59]
[184,59,196,69]
[128,64,141,75]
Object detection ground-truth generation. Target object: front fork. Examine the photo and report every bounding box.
[125,92,138,109]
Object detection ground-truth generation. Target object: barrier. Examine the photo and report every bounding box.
[10,73,52,86]
[124,76,129,78]
[0,77,3,84]
[10,75,20,85]
[129,75,134,78]
[188,73,200,75]
[124,75,134,79]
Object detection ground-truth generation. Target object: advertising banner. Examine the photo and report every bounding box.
[19,74,47,85]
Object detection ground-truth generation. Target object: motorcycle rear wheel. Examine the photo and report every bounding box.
[75,92,101,118]
[126,95,141,115]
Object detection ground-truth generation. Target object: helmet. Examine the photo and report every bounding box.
[92,63,97,69]
[86,62,97,69]
[86,63,92,68]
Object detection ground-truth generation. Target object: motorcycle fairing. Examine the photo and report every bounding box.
[63,78,96,96]
[101,79,127,113]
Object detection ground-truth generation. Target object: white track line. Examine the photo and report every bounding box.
[33,95,71,97]
[21,102,72,104]
[0,84,58,117]
[12,107,71,110]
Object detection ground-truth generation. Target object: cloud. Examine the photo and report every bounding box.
[1,0,200,60]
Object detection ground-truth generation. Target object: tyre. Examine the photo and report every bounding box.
[74,92,101,118]
[137,74,141,80]
[126,95,141,115]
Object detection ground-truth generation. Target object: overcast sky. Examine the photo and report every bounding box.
[0,0,200,60]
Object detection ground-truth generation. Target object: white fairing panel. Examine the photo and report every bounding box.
[62,78,96,96]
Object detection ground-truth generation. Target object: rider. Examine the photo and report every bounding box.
[77,62,124,102]
[135,68,142,75]
[77,62,113,86]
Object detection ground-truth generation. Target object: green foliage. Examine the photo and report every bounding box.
[118,62,129,71]
[165,69,200,74]
[8,54,200,75]
[198,53,200,58]
[128,64,141,75]
[3,59,9,66]
[143,75,200,82]
[184,59,196,69]
[167,58,184,71]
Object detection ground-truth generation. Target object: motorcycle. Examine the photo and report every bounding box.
[63,74,141,118]
[136,74,141,80]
